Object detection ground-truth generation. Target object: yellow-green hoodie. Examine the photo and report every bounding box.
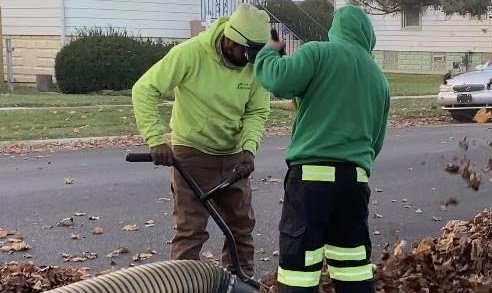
[132,18,270,155]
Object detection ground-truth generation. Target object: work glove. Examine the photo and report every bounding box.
[150,144,174,166]
[235,151,255,177]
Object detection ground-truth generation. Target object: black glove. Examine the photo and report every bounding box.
[150,144,174,166]
[270,28,286,56]
[235,151,255,176]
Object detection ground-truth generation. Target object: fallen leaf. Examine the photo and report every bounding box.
[56,217,74,227]
[393,240,407,257]
[70,233,80,240]
[122,224,139,232]
[144,220,155,228]
[391,199,397,203]
[272,250,280,256]
[441,197,459,208]
[73,212,86,217]
[473,108,492,123]
[0,241,31,253]
[83,252,98,259]
[157,197,171,202]
[23,254,32,259]
[401,198,408,202]
[33,280,43,290]
[373,231,381,235]
[375,188,384,192]
[92,227,104,235]
[202,251,214,260]
[132,252,153,261]
[374,213,383,219]
[268,178,282,183]
[88,216,100,221]
[445,163,460,174]
[432,216,443,221]
[260,257,271,262]
[403,205,412,209]
[71,257,86,263]
[64,178,74,185]
[106,247,129,258]
[458,137,470,151]
[468,172,481,191]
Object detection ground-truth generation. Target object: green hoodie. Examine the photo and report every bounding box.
[132,18,270,155]
[254,6,389,173]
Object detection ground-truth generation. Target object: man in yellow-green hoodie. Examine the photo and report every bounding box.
[132,4,270,276]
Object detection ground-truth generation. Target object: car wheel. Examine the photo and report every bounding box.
[448,109,478,123]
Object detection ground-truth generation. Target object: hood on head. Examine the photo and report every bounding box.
[197,17,229,62]
[328,5,376,52]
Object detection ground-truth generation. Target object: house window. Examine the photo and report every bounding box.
[402,8,421,29]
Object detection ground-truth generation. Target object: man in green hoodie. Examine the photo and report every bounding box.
[132,4,270,276]
[254,6,389,293]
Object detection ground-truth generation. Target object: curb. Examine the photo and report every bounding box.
[0,135,143,147]
[0,97,436,111]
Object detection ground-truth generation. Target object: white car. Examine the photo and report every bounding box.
[438,61,492,122]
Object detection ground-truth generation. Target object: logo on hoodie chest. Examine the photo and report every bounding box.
[237,82,252,90]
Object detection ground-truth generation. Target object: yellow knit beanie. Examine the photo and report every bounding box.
[224,3,270,46]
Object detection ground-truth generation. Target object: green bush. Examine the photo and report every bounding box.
[55,27,175,94]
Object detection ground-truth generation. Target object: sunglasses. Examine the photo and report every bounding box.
[229,26,265,64]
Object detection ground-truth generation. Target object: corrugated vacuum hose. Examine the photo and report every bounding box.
[46,260,257,293]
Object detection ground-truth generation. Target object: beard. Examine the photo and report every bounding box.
[222,41,248,67]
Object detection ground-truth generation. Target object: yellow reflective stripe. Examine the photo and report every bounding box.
[325,245,367,261]
[356,167,368,183]
[277,267,321,287]
[302,166,335,182]
[305,247,324,266]
[327,264,373,282]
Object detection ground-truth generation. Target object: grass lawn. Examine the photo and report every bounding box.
[389,97,445,119]
[0,73,442,109]
[0,98,443,141]
[0,106,168,141]
[386,73,442,97]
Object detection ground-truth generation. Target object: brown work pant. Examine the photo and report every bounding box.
[169,146,255,276]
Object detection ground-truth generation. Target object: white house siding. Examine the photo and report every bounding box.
[372,10,492,53]
[334,0,492,74]
[1,0,62,82]
[0,0,202,83]
[1,0,61,36]
[63,0,201,40]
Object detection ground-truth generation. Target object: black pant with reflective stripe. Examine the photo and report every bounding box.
[278,162,375,293]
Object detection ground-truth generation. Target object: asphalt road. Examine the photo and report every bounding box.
[1,124,491,280]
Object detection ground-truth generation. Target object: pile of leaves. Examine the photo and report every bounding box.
[261,209,492,292]
[0,263,90,292]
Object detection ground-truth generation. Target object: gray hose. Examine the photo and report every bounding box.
[46,260,238,293]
